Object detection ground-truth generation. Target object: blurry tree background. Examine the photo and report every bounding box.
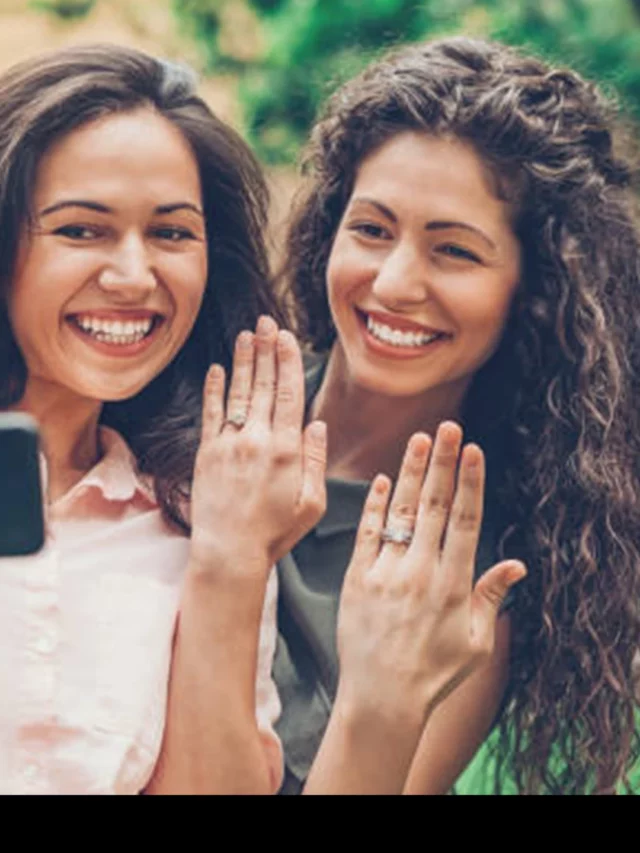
[19,0,640,164]
[169,0,640,164]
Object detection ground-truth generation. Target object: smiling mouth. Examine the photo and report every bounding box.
[66,313,165,346]
[358,310,449,349]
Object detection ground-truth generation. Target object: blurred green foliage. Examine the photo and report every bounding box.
[29,0,96,19]
[35,0,640,162]
[183,1,640,163]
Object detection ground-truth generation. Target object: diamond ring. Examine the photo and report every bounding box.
[381,526,413,546]
[223,411,247,430]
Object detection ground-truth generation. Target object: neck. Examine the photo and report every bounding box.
[12,379,103,502]
[310,345,468,482]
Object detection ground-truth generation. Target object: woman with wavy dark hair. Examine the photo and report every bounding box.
[0,42,519,794]
[274,36,640,794]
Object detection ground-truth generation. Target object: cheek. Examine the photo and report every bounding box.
[448,272,519,334]
[170,252,208,312]
[326,241,374,317]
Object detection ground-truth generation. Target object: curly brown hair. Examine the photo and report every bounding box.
[0,44,288,532]
[284,36,640,794]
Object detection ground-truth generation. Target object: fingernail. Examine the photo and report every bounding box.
[207,363,224,384]
[373,474,390,495]
[509,561,527,582]
[237,331,253,349]
[308,421,326,442]
[277,329,295,348]
[409,432,430,455]
[257,315,275,337]
[464,443,482,467]
[438,421,463,442]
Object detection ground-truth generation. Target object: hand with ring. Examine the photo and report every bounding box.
[188,315,327,576]
[333,422,526,762]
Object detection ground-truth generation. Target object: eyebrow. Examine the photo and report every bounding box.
[38,200,205,218]
[351,197,497,251]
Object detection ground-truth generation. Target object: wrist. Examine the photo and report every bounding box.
[187,538,271,582]
[306,691,431,795]
[334,686,432,735]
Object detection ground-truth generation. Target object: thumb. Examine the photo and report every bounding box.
[471,559,526,637]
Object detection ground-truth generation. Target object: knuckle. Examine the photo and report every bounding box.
[302,487,326,517]
[358,519,380,544]
[423,491,450,515]
[404,456,427,479]
[233,432,265,461]
[450,506,480,531]
[275,384,296,406]
[389,502,417,524]
[446,587,468,609]
[273,443,298,466]
[254,377,276,394]
[362,573,385,597]
[227,390,249,409]
[432,449,457,472]
[307,447,327,467]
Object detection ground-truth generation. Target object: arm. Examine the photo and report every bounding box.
[146,562,276,795]
[403,613,511,795]
[307,614,511,796]
[147,318,326,795]
[305,426,525,795]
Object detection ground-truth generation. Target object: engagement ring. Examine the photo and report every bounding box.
[223,412,247,430]
[381,526,413,546]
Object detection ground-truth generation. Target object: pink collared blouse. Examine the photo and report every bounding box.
[0,427,282,794]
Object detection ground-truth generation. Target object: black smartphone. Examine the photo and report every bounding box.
[0,412,45,556]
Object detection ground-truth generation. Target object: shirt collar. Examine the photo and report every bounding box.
[47,426,156,511]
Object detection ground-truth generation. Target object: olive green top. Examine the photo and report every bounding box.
[273,357,504,794]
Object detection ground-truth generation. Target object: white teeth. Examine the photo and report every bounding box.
[366,315,440,347]
[72,314,154,345]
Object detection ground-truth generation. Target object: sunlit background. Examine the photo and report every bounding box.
[2,0,640,234]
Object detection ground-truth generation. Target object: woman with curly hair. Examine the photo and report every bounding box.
[273,36,640,794]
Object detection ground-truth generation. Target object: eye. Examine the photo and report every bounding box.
[348,222,392,240]
[53,224,101,240]
[437,244,482,263]
[152,226,197,242]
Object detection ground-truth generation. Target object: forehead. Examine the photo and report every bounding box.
[32,108,202,206]
[351,131,512,229]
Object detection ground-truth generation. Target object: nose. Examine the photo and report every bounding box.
[97,234,157,301]
[371,239,430,308]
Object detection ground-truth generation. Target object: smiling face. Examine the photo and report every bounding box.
[326,131,521,402]
[9,107,208,405]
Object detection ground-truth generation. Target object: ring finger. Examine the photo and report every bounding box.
[381,432,431,555]
[223,330,255,432]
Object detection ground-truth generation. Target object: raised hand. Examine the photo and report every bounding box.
[189,315,327,575]
[335,421,526,730]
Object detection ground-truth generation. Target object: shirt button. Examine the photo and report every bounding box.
[23,763,38,781]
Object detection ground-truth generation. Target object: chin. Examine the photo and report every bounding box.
[349,365,434,399]
[69,377,154,404]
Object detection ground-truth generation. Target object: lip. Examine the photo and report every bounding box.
[66,309,163,322]
[355,309,450,360]
[65,312,166,358]
[358,308,449,336]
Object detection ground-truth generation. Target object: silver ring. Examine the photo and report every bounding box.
[223,411,247,430]
[381,526,413,546]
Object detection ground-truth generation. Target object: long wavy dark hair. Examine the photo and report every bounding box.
[0,44,288,531]
[284,36,640,794]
